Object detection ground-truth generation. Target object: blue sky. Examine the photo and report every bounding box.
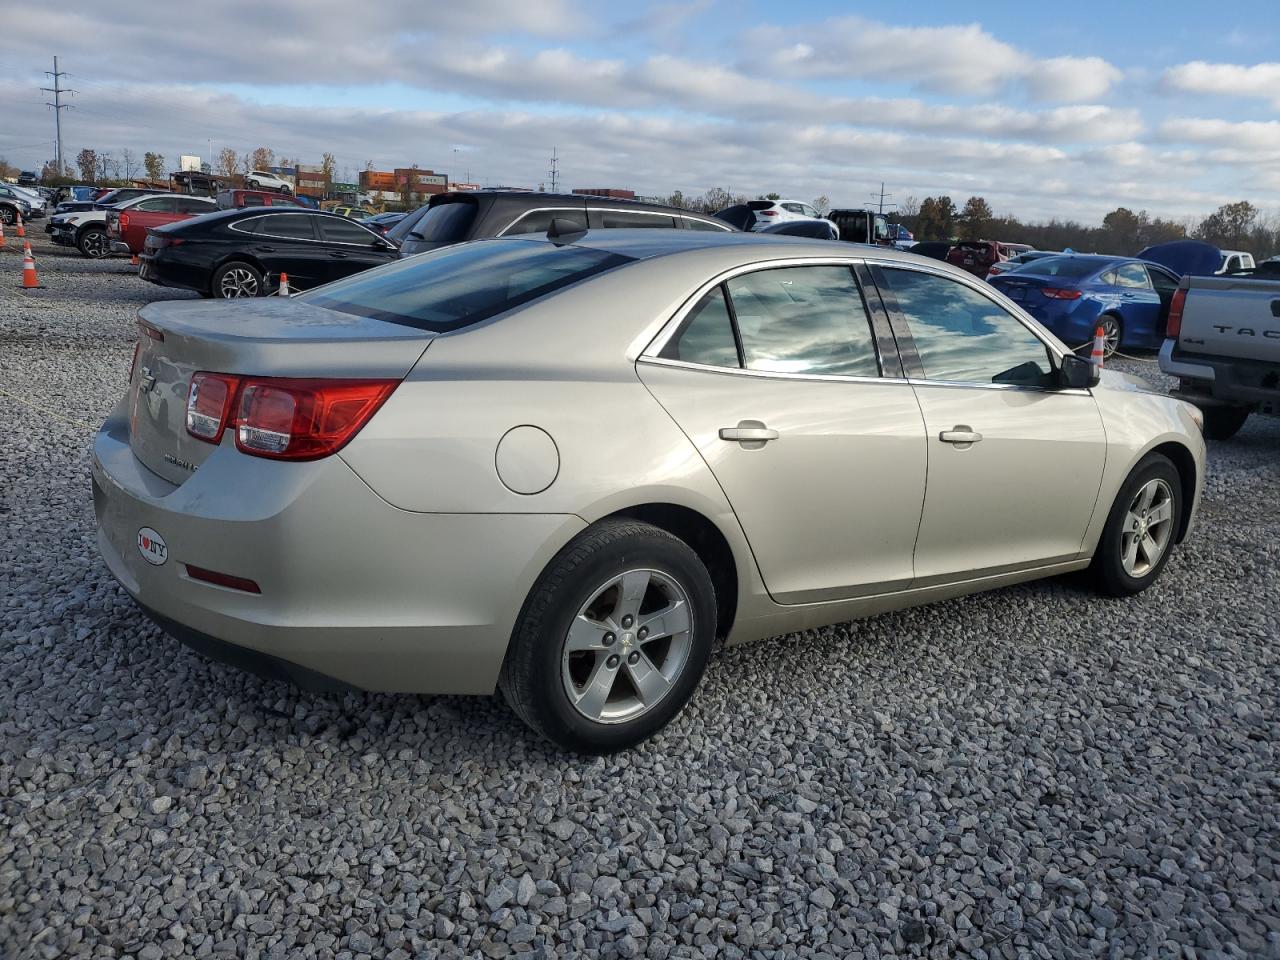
[2,0,1278,222]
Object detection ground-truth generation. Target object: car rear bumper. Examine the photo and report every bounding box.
[1161,339,1280,412]
[91,401,586,695]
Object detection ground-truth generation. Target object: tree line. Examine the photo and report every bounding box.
[897,195,1278,260]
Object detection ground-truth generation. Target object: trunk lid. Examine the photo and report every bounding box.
[128,297,434,485]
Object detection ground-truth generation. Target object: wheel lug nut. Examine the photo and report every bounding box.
[606,654,620,669]
[621,615,634,629]
[628,652,640,665]
[637,627,648,640]
[603,632,615,646]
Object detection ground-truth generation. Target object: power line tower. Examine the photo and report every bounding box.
[869,182,895,215]
[548,147,559,193]
[42,56,75,176]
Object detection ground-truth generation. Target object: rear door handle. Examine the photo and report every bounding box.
[939,426,983,445]
[254,245,276,253]
[330,251,349,259]
[719,421,779,444]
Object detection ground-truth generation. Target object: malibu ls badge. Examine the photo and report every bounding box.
[137,527,168,566]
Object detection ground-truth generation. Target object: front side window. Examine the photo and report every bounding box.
[880,268,1053,386]
[725,266,880,378]
[320,218,379,245]
[658,287,740,368]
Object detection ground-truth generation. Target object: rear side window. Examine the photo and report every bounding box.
[134,197,173,213]
[258,214,317,240]
[301,239,633,333]
[726,266,880,378]
[659,287,740,367]
[597,210,676,229]
[504,209,586,236]
[319,218,378,245]
[177,198,213,214]
[1115,263,1151,288]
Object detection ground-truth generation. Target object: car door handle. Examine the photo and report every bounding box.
[939,427,983,445]
[254,245,276,253]
[719,421,779,443]
[330,251,349,259]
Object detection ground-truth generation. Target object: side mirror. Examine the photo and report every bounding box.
[1058,353,1098,389]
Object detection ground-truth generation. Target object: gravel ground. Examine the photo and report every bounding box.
[2,232,1278,959]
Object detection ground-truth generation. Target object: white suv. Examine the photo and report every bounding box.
[747,199,825,230]
[244,170,293,194]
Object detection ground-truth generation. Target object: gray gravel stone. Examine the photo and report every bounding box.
[1,234,1278,959]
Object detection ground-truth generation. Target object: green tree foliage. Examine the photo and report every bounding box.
[960,196,993,240]
[1196,201,1258,248]
[915,195,957,240]
[143,152,166,180]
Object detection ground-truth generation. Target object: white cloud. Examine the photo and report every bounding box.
[1163,61,1280,107]
[1160,117,1280,152]
[745,17,1122,102]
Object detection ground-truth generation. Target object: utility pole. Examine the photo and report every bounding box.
[869,181,895,215]
[548,147,559,193]
[42,56,75,176]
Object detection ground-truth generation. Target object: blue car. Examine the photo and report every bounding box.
[989,254,1181,357]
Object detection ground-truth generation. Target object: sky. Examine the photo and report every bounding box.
[2,0,1279,223]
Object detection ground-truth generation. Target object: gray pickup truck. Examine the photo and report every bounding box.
[1159,269,1280,439]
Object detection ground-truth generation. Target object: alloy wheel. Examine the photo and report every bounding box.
[561,568,694,724]
[1120,478,1175,577]
[219,267,260,298]
[81,230,110,259]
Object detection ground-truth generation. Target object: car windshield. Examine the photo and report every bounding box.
[301,239,633,333]
[1008,256,1102,279]
[388,199,476,244]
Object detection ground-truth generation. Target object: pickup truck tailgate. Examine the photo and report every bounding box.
[1180,276,1280,364]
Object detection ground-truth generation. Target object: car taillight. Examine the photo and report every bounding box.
[1167,287,1186,338]
[760,210,779,216]
[151,235,184,248]
[185,374,397,460]
[1042,288,1083,300]
[119,213,130,230]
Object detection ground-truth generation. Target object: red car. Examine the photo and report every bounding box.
[107,195,218,256]
[946,240,1033,278]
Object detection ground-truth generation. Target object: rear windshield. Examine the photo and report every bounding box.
[1009,256,1103,279]
[388,198,477,244]
[301,239,633,333]
[747,200,775,211]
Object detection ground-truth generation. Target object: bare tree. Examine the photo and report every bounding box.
[897,195,920,219]
[811,195,831,216]
[76,148,98,182]
[321,152,337,181]
[249,146,274,173]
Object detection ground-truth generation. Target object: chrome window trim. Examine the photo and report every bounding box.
[641,255,893,380]
[587,207,682,228]
[680,215,733,232]
[228,212,380,247]
[639,354,909,387]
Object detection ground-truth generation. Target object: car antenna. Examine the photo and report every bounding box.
[546,217,585,245]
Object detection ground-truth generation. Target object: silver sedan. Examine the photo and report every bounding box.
[92,230,1205,752]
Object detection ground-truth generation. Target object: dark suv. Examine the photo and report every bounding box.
[388,191,734,257]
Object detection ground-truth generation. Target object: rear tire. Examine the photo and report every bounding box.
[499,519,716,753]
[0,206,15,226]
[1098,314,1122,359]
[1090,453,1182,597]
[212,261,264,299]
[1201,405,1250,441]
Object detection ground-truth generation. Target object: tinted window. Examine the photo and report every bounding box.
[504,208,586,236]
[302,239,632,333]
[389,200,477,244]
[684,217,730,232]
[1115,263,1151,288]
[880,268,1052,386]
[659,287,739,368]
[597,210,676,229]
[134,197,172,212]
[259,214,317,240]
[320,218,379,245]
[1149,268,1178,294]
[180,199,215,214]
[725,266,879,378]
[781,203,804,214]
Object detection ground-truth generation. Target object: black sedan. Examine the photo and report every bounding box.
[140,208,399,298]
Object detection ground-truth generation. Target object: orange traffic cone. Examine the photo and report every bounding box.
[1090,324,1106,369]
[130,252,140,266]
[16,214,25,239]
[20,246,43,289]
[0,221,5,250]
[278,272,290,296]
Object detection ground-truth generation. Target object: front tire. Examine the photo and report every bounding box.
[77,227,110,259]
[1097,315,1122,359]
[1201,404,1250,441]
[212,261,264,299]
[0,207,15,226]
[1090,453,1182,597]
[499,519,717,753]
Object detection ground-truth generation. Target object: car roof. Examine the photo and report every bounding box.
[525,228,982,274]
[433,189,723,219]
